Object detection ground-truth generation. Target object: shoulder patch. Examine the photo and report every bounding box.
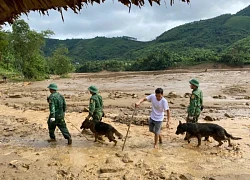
[191,95,195,99]
[90,99,94,103]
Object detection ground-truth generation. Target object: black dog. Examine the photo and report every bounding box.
[80,119,123,146]
[176,121,241,147]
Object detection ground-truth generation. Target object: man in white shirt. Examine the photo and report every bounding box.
[136,88,171,149]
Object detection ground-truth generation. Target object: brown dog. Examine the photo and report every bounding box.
[80,119,123,146]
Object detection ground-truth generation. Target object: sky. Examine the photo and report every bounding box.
[3,0,250,41]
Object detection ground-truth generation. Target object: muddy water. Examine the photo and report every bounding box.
[0,70,250,179]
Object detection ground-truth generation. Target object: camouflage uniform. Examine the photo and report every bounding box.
[187,79,203,123]
[88,86,103,123]
[47,84,71,141]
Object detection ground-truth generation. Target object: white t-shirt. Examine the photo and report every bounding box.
[146,94,169,121]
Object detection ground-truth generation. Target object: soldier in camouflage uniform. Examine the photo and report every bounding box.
[47,83,72,145]
[85,86,103,123]
[187,79,203,123]
[184,79,206,140]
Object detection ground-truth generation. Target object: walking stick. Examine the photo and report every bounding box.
[122,107,137,151]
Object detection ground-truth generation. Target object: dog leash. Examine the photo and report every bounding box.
[64,116,91,141]
[122,107,137,151]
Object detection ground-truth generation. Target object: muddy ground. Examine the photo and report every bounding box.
[0,69,250,180]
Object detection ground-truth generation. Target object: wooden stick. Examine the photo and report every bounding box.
[65,117,91,141]
[122,107,137,151]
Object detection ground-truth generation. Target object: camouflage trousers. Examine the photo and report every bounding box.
[184,114,199,140]
[47,118,71,140]
[184,114,208,141]
[186,114,200,123]
[92,111,103,123]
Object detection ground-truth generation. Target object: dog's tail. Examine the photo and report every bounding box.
[113,128,123,139]
[224,130,242,140]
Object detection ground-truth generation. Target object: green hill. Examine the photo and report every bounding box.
[44,36,148,63]
[43,5,250,63]
[236,5,250,16]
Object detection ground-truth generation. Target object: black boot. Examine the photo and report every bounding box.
[67,137,72,145]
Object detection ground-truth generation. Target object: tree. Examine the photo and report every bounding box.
[220,35,250,66]
[128,50,175,71]
[48,45,73,75]
[10,19,54,79]
[0,29,9,63]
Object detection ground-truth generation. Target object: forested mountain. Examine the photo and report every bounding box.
[43,5,250,64]
[44,37,149,63]
[2,6,250,77]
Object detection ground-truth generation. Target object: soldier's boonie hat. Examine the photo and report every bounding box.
[189,79,199,87]
[88,86,98,93]
[47,83,58,90]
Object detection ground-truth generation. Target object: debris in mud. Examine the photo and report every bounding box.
[204,116,216,121]
[209,109,214,113]
[13,104,22,110]
[223,86,247,95]
[9,160,30,171]
[23,82,31,86]
[115,152,124,158]
[8,94,22,98]
[49,162,59,167]
[180,104,186,107]
[111,114,148,126]
[105,157,120,164]
[98,173,120,179]
[243,96,250,100]
[9,160,19,168]
[202,177,216,180]
[184,93,191,98]
[212,95,227,99]
[67,106,86,113]
[0,71,250,179]
[15,117,28,123]
[122,153,133,163]
[168,172,195,180]
[132,94,138,98]
[224,113,234,118]
[4,127,16,131]
[149,170,167,179]
[108,91,138,99]
[167,91,180,98]
[57,169,75,179]
[169,101,174,104]
[135,159,150,169]
[99,167,124,173]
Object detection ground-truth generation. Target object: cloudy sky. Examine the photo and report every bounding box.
[4,0,250,41]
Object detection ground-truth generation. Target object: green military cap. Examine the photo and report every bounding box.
[189,79,199,87]
[47,83,58,91]
[88,85,98,94]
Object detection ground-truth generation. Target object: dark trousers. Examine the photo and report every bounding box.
[186,115,199,123]
[47,118,71,139]
[185,115,208,141]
